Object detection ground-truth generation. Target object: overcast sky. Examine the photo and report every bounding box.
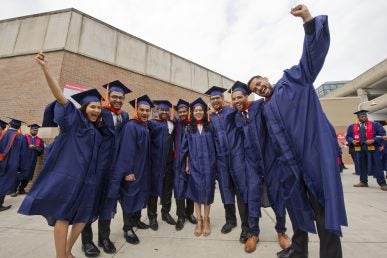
[1,0,386,88]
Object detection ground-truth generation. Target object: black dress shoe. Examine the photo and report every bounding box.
[134,220,150,229]
[277,247,308,258]
[186,214,197,224]
[0,205,12,212]
[239,229,249,243]
[175,217,185,231]
[149,217,159,231]
[82,242,100,257]
[98,238,116,254]
[162,213,177,225]
[221,222,237,234]
[124,228,140,245]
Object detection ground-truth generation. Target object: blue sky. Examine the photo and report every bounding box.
[1,0,386,88]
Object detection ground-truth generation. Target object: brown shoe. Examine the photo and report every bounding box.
[194,217,202,237]
[381,185,387,191]
[277,232,291,250]
[353,182,368,187]
[202,217,211,237]
[244,235,259,253]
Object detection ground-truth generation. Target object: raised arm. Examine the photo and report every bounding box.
[286,4,330,85]
[35,53,67,105]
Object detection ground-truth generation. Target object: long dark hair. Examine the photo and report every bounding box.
[188,108,210,133]
[79,102,103,128]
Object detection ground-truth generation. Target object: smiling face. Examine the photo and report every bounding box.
[231,91,248,111]
[193,106,204,120]
[248,76,273,98]
[137,104,151,123]
[30,128,39,136]
[177,107,188,120]
[85,101,102,122]
[210,95,224,111]
[157,108,169,120]
[109,91,125,109]
[357,113,368,123]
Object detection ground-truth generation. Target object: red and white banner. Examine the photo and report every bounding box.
[63,83,89,107]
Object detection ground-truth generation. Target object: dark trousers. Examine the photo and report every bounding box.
[81,219,111,244]
[15,179,29,192]
[225,192,248,230]
[291,191,342,258]
[147,196,158,219]
[176,198,194,218]
[0,195,5,206]
[161,163,174,215]
[248,208,286,236]
[122,210,141,231]
[359,150,386,185]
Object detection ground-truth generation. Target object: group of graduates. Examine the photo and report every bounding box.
[0,5,352,258]
[346,110,387,190]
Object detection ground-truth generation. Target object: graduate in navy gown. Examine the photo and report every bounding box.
[231,82,290,253]
[11,124,44,196]
[18,53,104,258]
[173,99,197,230]
[147,100,177,230]
[346,110,387,190]
[247,5,347,258]
[180,97,217,237]
[0,119,8,134]
[81,80,131,257]
[205,86,249,242]
[0,118,28,212]
[108,95,153,245]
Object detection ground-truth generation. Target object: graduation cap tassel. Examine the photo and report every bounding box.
[104,83,110,108]
[207,105,211,122]
[134,98,138,118]
[170,107,174,121]
[188,107,191,120]
[229,88,233,107]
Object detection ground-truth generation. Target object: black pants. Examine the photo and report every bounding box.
[291,191,342,258]
[0,195,5,206]
[161,162,174,215]
[81,219,111,244]
[224,192,248,230]
[359,150,386,185]
[176,198,194,218]
[147,196,158,219]
[122,210,141,231]
[15,179,29,192]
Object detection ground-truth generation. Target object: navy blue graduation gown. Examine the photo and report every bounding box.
[180,124,217,205]
[0,129,29,196]
[18,101,103,225]
[235,100,266,221]
[345,122,386,178]
[19,135,44,181]
[94,108,129,220]
[109,119,151,214]
[173,119,190,200]
[262,15,347,236]
[212,106,248,204]
[148,119,173,197]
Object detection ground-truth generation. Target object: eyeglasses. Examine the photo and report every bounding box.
[110,95,125,101]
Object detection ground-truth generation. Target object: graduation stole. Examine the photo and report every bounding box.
[25,134,41,147]
[0,130,6,141]
[353,120,374,151]
[0,130,19,161]
[105,105,122,115]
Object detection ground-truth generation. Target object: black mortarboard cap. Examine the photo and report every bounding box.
[354,110,369,116]
[227,81,250,95]
[71,89,103,106]
[0,119,8,130]
[153,100,172,110]
[189,97,208,110]
[28,124,41,129]
[7,117,26,129]
[174,99,189,111]
[129,95,154,108]
[42,101,58,127]
[102,80,132,95]
[204,86,227,97]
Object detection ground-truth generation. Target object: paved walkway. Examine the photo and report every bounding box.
[1,165,386,257]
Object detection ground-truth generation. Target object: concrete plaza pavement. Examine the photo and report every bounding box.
[0,165,386,258]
